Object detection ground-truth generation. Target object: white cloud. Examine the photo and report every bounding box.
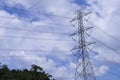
[94,65,109,76]
[0,10,18,26]
[94,49,120,64]
[85,0,120,64]
[0,28,5,36]
[1,0,120,79]
[0,50,75,80]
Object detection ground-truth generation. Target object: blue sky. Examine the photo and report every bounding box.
[74,0,88,6]
[0,0,120,80]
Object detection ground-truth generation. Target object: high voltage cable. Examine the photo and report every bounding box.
[88,34,120,54]
[0,44,119,77]
[0,35,120,69]
[0,49,70,52]
[0,17,71,27]
[34,12,120,43]
[0,48,72,57]
[38,12,120,44]
[71,9,119,80]
[0,54,72,57]
[1,34,119,56]
[0,14,71,27]
[0,1,120,55]
[0,35,73,41]
[0,55,72,57]
[0,11,119,43]
[84,19,120,42]
[0,4,119,43]
[0,27,70,35]
[0,2,120,79]
[0,49,72,57]
[0,11,72,20]
[0,55,71,58]
[1,9,120,58]
[38,11,72,19]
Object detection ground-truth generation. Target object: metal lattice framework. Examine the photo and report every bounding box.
[70,9,96,80]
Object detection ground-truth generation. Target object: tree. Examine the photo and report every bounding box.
[30,64,43,72]
[0,63,55,80]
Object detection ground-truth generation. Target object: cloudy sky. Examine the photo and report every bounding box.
[0,0,120,80]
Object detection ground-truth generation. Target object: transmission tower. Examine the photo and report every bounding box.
[70,9,96,80]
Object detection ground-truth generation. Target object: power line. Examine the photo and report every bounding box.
[38,11,72,19]
[1,7,119,44]
[0,13,71,27]
[0,3,119,43]
[0,55,72,57]
[2,13,119,53]
[0,16,71,27]
[86,34,120,66]
[0,48,70,52]
[84,19,120,42]
[0,54,72,57]
[0,1,119,55]
[36,12,120,45]
[87,34,120,54]
[0,49,72,57]
[1,2,120,79]
[0,8,72,27]
[0,0,72,20]
[0,6,120,53]
[0,11,72,20]
[0,27,70,35]
[33,11,120,43]
[0,10,119,54]
[1,10,119,44]
[0,35,73,41]
[0,55,72,58]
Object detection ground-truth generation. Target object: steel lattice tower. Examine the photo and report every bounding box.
[70,9,96,80]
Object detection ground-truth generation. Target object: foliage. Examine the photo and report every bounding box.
[0,63,55,80]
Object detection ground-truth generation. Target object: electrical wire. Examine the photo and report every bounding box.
[84,18,120,42]
[1,11,119,44]
[0,48,70,52]
[38,11,72,19]
[0,34,73,41]
[0,49,72,57]
[0,1,120,69]
[88,34,120,54]
[0,27,70,35]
